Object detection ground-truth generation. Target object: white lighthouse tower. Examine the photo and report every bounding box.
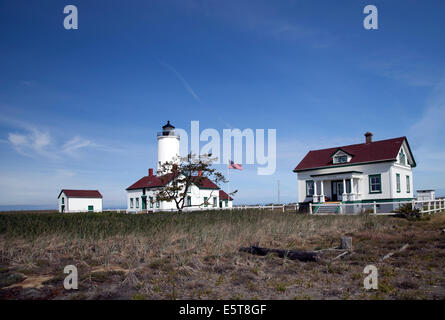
[157,120,180,172]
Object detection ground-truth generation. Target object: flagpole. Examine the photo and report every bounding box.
[227,161,230,198]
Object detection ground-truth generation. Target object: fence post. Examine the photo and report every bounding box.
[282,205,285,213]
[309,203,312,215]
[373,201,377,214]
[411,200,415,211]
[428,201,431,214]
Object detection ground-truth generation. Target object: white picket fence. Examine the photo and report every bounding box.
[123,204,299,214]
[64,199,445,215]
[309,199,445,215]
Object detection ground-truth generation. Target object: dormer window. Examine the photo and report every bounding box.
[334,155,348,164]
[331,149,352,164]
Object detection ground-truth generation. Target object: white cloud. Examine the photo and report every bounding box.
[158,60,201,103]
[7,129,53,158]
[362,51,441,88]
[32,130,51,150]
[410,77,445,143]
[8,133,28,146]
[62,136,96,155]
[3,120,103,160]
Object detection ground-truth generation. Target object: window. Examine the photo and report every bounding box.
[61,197,65,204]
[88,205,94,212]
[130,198,134,208]
[334,155,348,164]
[399,150,406,165]
[149,197,153,208]
[396,173,401,193]
[156,201,160,208]
[306,180,314,196]
[136,198,139,208]
[225,200,228,207]
[406,175,410,193]
[204,197,208,207]
[369,174,382,193]
[213,197,217,207]
[187,196,191,207]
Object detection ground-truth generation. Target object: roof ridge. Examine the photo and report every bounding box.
[308,136,406,153]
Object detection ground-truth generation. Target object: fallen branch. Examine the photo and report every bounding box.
[332,251,349,261]
[239,246,318,262]
[313,247,344,252]
[380,243,409,262]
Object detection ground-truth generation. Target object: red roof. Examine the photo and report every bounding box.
[59,189,102,198]
[293,137,415,172]
[219,190,233,201]
[126,172,178,190]
[126,172,220,190]
[191,176,220,189]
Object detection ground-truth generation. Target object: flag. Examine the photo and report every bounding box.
[228,160,242,170]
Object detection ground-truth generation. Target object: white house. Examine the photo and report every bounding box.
[126,121,233,213]
[417,190,435,201]
[58,189,103,213]
[293,132,416,214]
[219,190,233,209]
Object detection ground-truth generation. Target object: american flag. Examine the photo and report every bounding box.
[228,160,242,170]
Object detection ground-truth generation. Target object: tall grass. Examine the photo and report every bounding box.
[0,210,392,241]
[0,210,400,279]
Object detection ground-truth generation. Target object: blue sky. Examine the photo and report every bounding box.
[0,0,444,208]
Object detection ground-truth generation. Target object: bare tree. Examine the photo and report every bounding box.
[155,153,235,212]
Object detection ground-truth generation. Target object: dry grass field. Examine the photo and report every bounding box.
[1,210,445,300]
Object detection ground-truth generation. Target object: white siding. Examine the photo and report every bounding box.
[126,183,220,212]
[59,192,103,212]
[297,160,413,203]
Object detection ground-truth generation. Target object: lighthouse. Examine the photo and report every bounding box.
[157,120,180,172]
[126,120,234,212]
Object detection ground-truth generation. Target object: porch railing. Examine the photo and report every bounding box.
[313,193,361,203]
[309,199,445,215]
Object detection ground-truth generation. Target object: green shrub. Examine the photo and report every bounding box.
[393,204,424,221]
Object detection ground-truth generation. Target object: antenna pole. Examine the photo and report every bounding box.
[277,180,280,204]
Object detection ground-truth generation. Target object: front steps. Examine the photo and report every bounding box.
[314,203,340,214]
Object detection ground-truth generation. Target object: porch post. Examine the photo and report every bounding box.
[314,181,318,202]
[350,178,354,200]
[343,179,346,199]
[320,180,324,202]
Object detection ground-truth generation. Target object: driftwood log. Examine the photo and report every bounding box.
[239,246,318,262]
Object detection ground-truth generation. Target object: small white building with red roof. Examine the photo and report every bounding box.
[126,121,233,213]
[58,189,103,213]
[293,132,416,214]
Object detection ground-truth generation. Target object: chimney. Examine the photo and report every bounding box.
[148,168,153,176]
[365,132,373,144]
[198,170,202,177]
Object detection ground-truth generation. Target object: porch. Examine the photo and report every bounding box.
[311,171,363,203]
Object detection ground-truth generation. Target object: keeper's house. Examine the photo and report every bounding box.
[293,132,416,213]
[58,189,103,213]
